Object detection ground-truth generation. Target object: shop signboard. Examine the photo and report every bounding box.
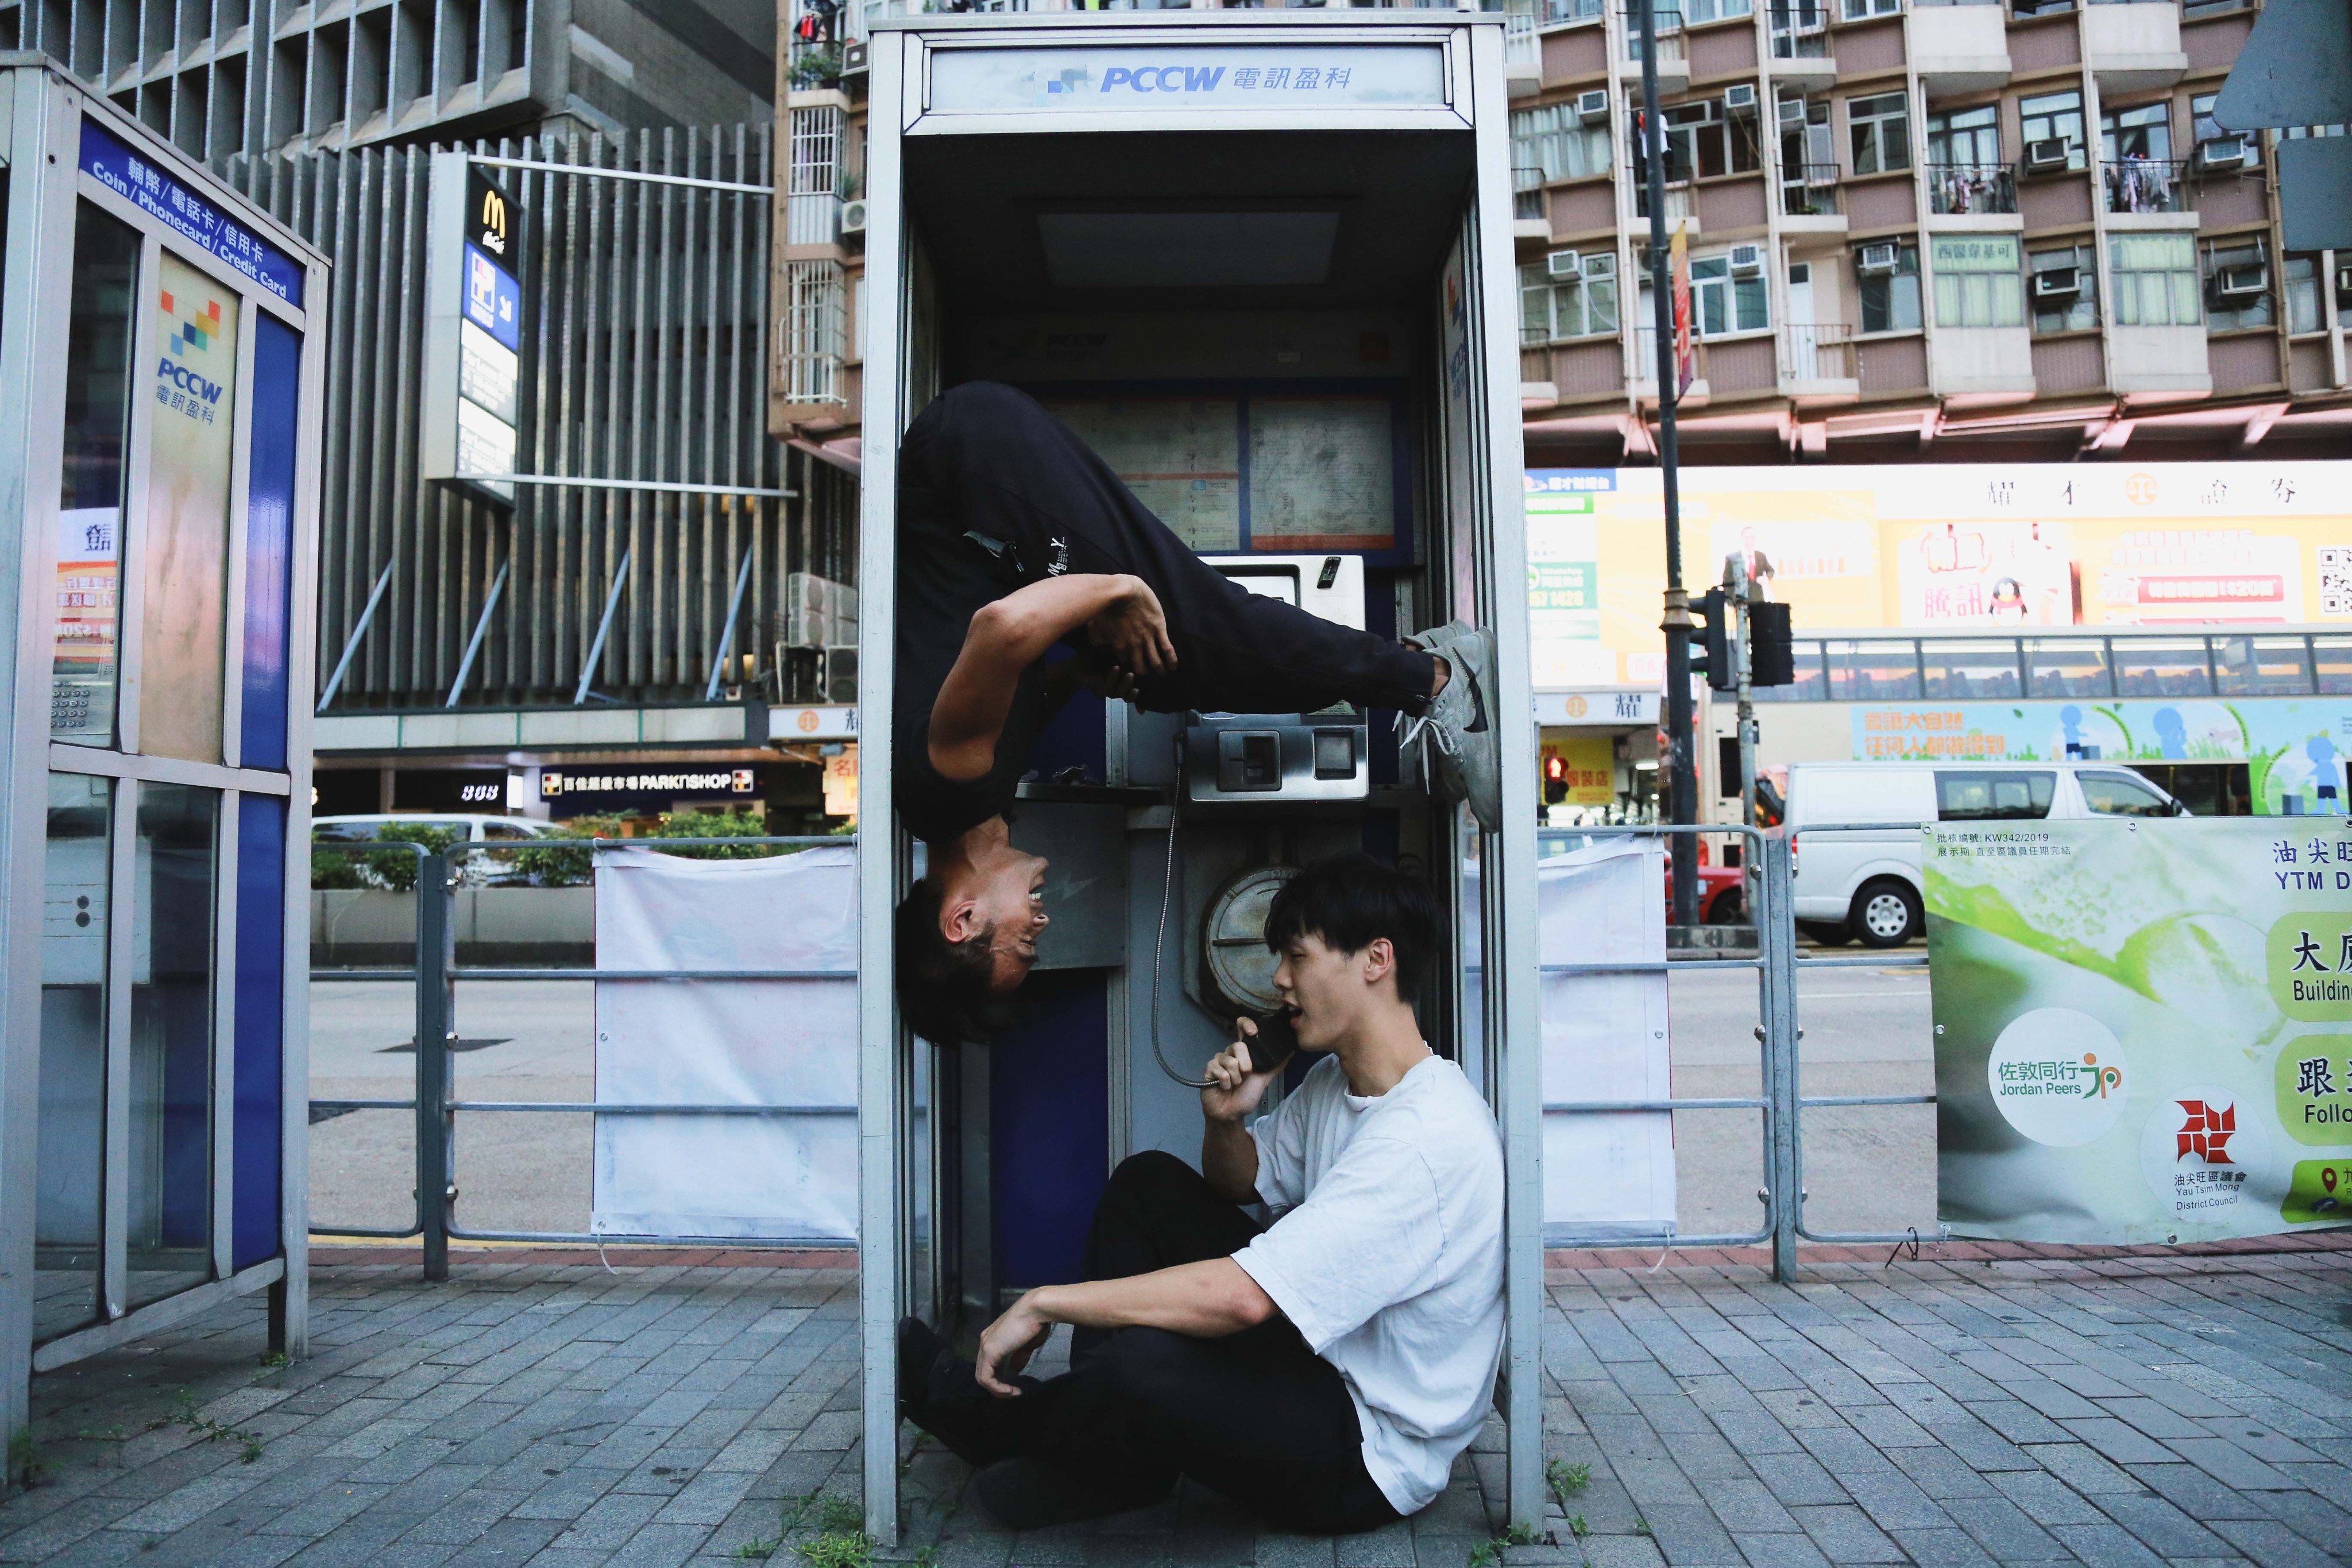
[1929,817,2352,1243]
[1530,463,2352,684]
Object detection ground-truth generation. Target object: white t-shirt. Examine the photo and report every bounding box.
[1230,1052,1505,1517]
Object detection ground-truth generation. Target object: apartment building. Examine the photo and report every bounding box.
[0,0,775,165]
[1509,0,2352,461]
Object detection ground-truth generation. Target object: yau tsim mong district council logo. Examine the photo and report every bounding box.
[2139,1086,2266,1224]
[158,288,227,427]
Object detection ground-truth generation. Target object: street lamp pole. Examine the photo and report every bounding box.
[1638,0,1698,925]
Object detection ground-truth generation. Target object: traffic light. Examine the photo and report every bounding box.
[1543,752,1568,805]
[1749,600,1794,688]
[1689,588,1735,693]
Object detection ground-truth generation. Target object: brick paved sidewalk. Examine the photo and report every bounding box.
[1,1248,2346,1568]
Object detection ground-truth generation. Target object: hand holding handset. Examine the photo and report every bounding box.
[1239,1009,1299,1076]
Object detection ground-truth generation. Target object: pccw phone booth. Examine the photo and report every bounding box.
[0,59,326,1467]
[850,11,1543,1538]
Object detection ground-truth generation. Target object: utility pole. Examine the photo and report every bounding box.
[1638,0,1697,925]
[1727,553,1759,928]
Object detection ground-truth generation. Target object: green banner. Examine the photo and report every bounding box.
[1928,817,2352,1243]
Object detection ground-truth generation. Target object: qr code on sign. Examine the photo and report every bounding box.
[2323,546,2352,617]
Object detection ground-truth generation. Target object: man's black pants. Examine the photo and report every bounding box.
[901,383,1436,717]
[975,1151,1401,1534]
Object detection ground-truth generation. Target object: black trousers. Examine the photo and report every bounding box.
[982,1152,1401,1535]
[901,383,1435,717]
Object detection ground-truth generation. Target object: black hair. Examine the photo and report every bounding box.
[1262,852,1438,1006]
[894,878,1018,1046]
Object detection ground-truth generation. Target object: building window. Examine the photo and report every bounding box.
[1857,242,1921,333]
[2102,101,2171,163]
[1848,90,1911,175]
[1926,103,2000,168]
[1513,104,1613,183]
[2019,89,2088,172]
[2284,254,2324,335]
[1931,235,2025,328]
[2202,237,2273,331]
[1685,0,1756,23]
[1691,252,1771,336]
[1520,254,1621,343]
[2029,243,2098,333]
[1632,101,1762,184]
[2109,232,2200,326]
[1840,0,1899,17]
[2191,92,2264,169]
[2011,0,2076,18]
[1769,0,1830,59]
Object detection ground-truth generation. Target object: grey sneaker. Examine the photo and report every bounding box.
[1400,626,1502,833]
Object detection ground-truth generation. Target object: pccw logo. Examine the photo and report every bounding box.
[1094,64,1227,92]
[158,289,226,426]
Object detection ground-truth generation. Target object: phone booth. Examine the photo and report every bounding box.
[849,11,1543,1537]
[0,61,326,1455]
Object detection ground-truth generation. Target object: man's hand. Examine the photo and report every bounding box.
[974,1292,1054,1397]
[1084,576,1176,678]
[1200,1018,1281,1126]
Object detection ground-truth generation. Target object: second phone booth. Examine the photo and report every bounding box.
[850,10,1544,1538]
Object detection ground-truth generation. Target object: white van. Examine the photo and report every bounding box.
[1770,762,2184,947]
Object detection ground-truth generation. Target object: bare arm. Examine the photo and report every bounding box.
[974,1260,1277,1395]
[928,574,1173,782]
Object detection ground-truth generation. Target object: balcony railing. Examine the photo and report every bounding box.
[1514,165,1547,222]
[1926,161,2017,215]
[2103,156,2185,214]
[1781,322,1856,381]
[778,260,848,407]
[1621,7,1685,62]
[1546,0,1606,19]
[1779,163,1841,215]
[1507,9,1540,64]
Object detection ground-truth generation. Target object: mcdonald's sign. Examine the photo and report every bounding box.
[465,166,518,261]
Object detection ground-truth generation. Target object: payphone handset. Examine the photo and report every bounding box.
[1184,554,1370,804]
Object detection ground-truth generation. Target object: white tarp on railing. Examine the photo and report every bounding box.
[1540,839,1677,1240]
[591,844,858,1241]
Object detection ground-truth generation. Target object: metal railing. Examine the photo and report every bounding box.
[1506,9,1542,64]
[1781,322,1857,381]
[1513,164,1548,223]
[1926,161,2018,214]
[1785,822,1940,1248]
[1621,7,1686,61]
[1779,164,1842,215]
[1546,0,1607,21]
[309,836,855,1279]
[2103,157,2186,214]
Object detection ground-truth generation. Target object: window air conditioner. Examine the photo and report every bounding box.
[1548,249,1584,278]
[2214,262,2268,298]
[2022,138,2072,174]
[1577,88,1611,122]
[1776,96,1808,126]
[2032,265,2081,299]
[1856,242,1899,275]
[840,199,868,235]
[2194,134,2250,172]
[1724,83,1759,114]
[1584,252,1618,280]
[1728,242,1765,275]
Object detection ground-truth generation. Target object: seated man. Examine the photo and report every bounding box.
[897,854,1505,1533]
[893,381,1501,1046]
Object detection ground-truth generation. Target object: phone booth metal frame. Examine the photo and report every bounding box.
[0,57,326,1462]
[849,13,1543,1538]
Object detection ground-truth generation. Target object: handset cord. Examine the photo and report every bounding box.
[1147,735,1215,1090]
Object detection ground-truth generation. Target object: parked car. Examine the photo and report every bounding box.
[1768,762,2184,948]
[314,813,564,885]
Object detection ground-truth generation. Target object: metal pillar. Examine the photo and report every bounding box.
[1760,835,1802,1283]
[415,854,455,1281]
